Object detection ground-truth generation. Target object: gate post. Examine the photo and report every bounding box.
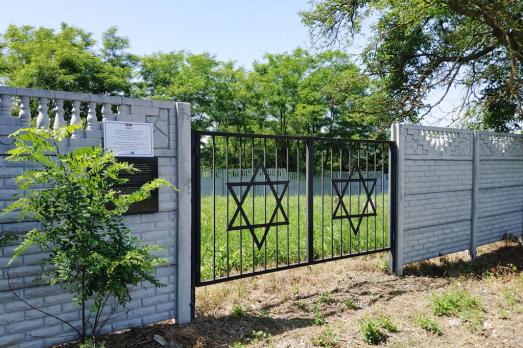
[306,140,315,263]
[176,102,193,324]
[390,124,404,275]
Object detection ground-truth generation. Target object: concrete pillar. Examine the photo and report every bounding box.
[175,102,192,324]
[469,131,479,259]
[390,124,404,275]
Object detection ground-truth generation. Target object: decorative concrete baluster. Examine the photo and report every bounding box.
[0,95,12,119]
[86,101,98,130]
[53,99,65,130]
[102,103,113,122]
[18,96,31,126]
[70,100,82,138]
[117,104,130,120]
[36,97,50,129]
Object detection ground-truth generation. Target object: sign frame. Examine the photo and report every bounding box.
[103,121,154,157]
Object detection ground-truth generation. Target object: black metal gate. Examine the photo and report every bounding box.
[191,130,397,317]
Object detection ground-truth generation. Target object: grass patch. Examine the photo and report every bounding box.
[359,315,398,345]
[200,194,389,280]
[342,297,357,310]
[250,330,270,344]
[430,289,483,330]
[415,313,443,335]
[319,292,334,305]
[313,305,327,326]
[501,288,522,308]
[377,258,389,272]
[430,289,482,317]
[310,327,340,348]
[296,299,308,311]
[79,340,105,348]
[231,303,243,317]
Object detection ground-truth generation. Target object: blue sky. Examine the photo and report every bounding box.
[0,0,311,67]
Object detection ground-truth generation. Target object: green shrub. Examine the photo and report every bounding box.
[415,314,443,335]
[359,315,398,345]
[4,127,175,342]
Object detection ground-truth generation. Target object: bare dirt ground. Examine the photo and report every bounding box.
[60,240,523,347]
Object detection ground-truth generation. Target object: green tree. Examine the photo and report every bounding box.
[100,26,139,70]
[0,23,133,95]
[249,49,313,135]
[4,126,175,342]
[301,0,523,131]
[138,51,256,132]
[296,50,386,138]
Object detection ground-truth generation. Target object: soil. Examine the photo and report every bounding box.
[57,240,523,348]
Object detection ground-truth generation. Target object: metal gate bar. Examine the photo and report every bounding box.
[191,130,397,294]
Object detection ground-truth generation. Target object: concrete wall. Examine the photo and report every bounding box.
[0,87,191,347]
[392,124,523,273]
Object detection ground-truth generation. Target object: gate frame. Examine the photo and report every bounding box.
[189,130,399,320]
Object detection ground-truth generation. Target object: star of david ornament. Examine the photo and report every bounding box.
[332,162,377,235]
[227,160,289,250]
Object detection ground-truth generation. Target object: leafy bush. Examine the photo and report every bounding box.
[358,315,398,345]
[3,127,175,342]
[415,313,443,335]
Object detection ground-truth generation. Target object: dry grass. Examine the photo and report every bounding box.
[57,241,523,348]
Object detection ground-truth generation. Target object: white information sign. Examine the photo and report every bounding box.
[103,121,154,157]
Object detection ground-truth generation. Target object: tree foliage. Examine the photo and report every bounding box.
[0,23,133,95]
[0,23,392,137]
[138,49,387,138]
[3,126,175,341]
[301,0,523,131]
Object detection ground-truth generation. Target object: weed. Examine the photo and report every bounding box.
[79,340,105,348]
[228,342,246,348]
[293,285,300,298]
[359,315,398,345]
[259,308,273,321]
[430,289,483,331]
[231,303,243,317]
[319,292,333,304]
[310,327,340,347]
[415,313,443,335]
[296,299,308,311]
[499,309,511,320]
[430,289,482,317]
[313,305,326,326]
[342,297,357,310]
[377,258,389,272]
[250,330,270,343]
[501,288,522,308]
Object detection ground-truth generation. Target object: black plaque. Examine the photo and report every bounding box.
[115,157,159,214]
